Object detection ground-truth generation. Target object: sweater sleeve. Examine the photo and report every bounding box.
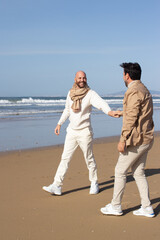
[120,90,141,143]
[57,92,70,125]
[90,90,111,114]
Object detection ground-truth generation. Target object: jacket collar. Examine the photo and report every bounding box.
[128,80,141,88]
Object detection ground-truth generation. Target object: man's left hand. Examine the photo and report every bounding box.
[117,141,126,153]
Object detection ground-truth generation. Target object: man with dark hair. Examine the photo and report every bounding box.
[120,62,141,80]
[101,62,155,217]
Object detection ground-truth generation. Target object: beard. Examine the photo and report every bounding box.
[124,80,128,87]
[76,81,87,88]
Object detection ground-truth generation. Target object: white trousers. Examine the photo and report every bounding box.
[111,140,153,208]
[54,127,98,186]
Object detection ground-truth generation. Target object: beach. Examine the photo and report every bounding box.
[0,133,159,240]
[1,1,160,239]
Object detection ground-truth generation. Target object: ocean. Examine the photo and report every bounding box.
[0,96,160,152]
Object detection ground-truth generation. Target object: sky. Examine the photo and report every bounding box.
[0,0,160,96]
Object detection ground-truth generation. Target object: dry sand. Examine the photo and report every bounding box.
[0,134,160,240]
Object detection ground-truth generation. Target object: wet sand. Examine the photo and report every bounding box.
[0,134,160,240]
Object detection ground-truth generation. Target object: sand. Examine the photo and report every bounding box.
[0,134,160,240]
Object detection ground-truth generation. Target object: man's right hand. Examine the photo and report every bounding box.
[55,124,61,135]
[108,110,122,118]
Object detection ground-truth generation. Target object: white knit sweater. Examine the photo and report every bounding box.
[58,89,111,130]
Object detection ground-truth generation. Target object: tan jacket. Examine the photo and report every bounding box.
[120,80,154,147]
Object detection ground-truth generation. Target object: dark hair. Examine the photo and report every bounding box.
[120,62,142,80]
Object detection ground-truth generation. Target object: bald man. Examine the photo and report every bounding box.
[43,71,119,195]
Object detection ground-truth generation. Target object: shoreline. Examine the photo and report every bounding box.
[1,109,160,152]
[1,131,160,156]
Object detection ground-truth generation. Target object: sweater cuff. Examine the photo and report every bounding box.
[57,120,62,126]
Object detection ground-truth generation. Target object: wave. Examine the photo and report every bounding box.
[0,96,160,121]
[0,98,66,107]
[0,97,124,106]
[0,109,64,117]
[17,98,66,104]
[1,96,160,106]
[0,100,11,104]
[153,99,160,103]
[1,105,160,117]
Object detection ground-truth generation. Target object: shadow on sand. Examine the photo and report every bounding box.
[62,168,160,194]
[62,168,160,215]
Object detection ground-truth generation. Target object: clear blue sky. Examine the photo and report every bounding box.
[0,0,160,96]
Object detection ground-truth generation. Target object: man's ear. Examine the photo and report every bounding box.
[126,73,130,80]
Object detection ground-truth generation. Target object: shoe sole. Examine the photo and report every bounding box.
[89,190,99,195]
[101,208,123,216]
[133,212,155,218]
[42,187,61,195]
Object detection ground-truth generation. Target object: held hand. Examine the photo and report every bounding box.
[117,141,126,153]
[55,124,61,135]
[108,110,122,118]
[115,110,123,117]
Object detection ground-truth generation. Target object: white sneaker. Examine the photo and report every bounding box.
[133,206,155,218]
[89,182,99,194]
[42,184,62,195]
[101,203,123,216]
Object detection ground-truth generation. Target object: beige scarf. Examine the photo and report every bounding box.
[70,82,90,112]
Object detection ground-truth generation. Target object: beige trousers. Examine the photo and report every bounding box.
[54,126,98,186]
[111,140,153,208]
